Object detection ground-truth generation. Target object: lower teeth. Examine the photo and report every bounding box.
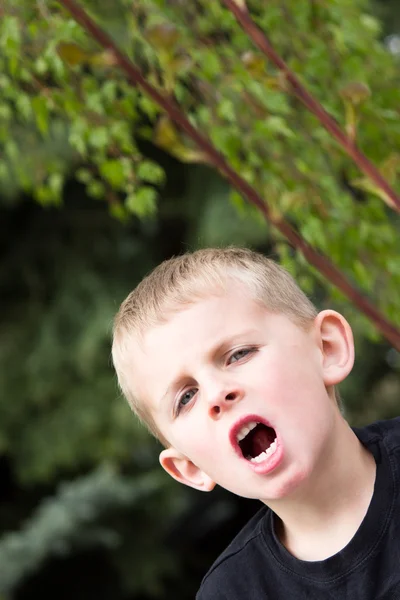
[250,439,277,463]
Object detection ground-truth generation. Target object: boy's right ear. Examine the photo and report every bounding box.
[159,448,216,492]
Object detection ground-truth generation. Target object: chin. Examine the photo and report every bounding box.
[262,465,311,502]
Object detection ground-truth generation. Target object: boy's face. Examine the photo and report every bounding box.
[130,286,352,503]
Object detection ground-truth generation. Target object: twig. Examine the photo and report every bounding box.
[36,0,52,21]
[58,0,400,350]
[221,0,400,213]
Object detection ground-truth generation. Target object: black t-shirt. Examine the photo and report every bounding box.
[196,418,400,600]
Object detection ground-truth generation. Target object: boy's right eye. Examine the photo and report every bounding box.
[176,388,197,414]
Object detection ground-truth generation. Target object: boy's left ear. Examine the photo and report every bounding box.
[314,310,355,386]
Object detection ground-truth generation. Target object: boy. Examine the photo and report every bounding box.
[112,247,400,599]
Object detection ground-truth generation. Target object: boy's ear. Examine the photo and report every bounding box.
[159,447,216,492]
[315,310,355,387]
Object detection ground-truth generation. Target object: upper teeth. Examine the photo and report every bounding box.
[236,421,258,442]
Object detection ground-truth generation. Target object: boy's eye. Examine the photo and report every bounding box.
[228,347,255,364]
[177,388,197,413]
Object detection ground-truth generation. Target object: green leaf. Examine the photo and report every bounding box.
[99,159,125,189]
[88,127,109,150]
[15,93,32,120]
[48,173,64,198]
[32,96,49,136]
[217,99,236,122]
[125,186,157,217]
[137,160,165,185]
[87,179,106,199]
[101,80,118,103]
[0,103,12,121]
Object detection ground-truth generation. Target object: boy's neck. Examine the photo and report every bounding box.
[267,420,376,562]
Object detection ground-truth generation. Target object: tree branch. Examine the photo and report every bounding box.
[221,0,400,213]
[58,0,400,350]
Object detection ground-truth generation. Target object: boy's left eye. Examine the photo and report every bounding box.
[228,347,255,364]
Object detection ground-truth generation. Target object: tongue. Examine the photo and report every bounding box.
[251,428,275,456]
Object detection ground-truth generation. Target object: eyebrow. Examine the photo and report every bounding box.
[208,328,260,360]
[159,328,261,407]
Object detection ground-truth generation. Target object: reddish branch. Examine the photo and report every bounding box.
[58,0,400,350]
[222,0,400,213]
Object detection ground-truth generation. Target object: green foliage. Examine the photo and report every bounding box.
[0,467,166,595]
[0,0,164,218]
[0,206,156,484]
[1,0,400,336]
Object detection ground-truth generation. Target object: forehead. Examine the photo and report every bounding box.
[143,288,266,353]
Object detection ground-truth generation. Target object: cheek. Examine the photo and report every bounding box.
[271,348,321,391]
[190,437,212,459]
[173,421,214,461]
[252,350,305,393]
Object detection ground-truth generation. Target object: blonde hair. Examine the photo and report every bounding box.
[112,247,317,444]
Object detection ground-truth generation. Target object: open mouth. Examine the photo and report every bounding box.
[237,421,277,463]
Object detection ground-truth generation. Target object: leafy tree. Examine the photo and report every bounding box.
[1,0,400,337]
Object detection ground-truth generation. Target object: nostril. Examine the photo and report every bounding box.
[225,392,236,401]
[213,405,221,414]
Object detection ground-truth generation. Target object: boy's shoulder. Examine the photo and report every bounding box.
[354,416,400,453]
[206,503,268,571]
[196,504,271,599]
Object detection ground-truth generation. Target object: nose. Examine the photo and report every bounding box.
[206,384,243,420]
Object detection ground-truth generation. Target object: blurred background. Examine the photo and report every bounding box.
[1,0,400,598]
